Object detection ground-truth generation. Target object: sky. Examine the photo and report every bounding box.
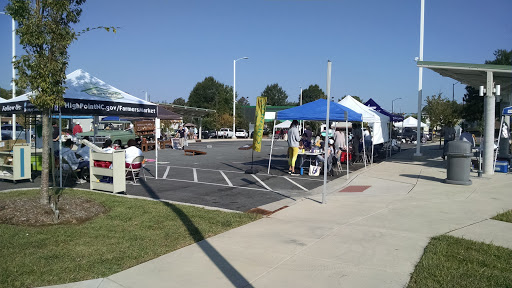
[0,0,511,114]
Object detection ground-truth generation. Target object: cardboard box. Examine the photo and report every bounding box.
[0,139,26,151]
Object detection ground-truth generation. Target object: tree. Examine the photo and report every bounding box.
[0,86,26,100]
[237,96,250,106]
[187,76,248,130]
[172,97,187,106]
[424,93,461,130]
[485,49,512,65]
[6,0,85,205]
[301,84,325,104]
[462,86,483,122]
[260,83,288,106]
[462,49,511,124]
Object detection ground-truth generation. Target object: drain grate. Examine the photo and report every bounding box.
[339,185,371,192]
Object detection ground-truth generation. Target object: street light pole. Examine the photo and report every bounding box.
[233,57,248,138]
[1,12,16,140]
[452,81,458,101]
[392,97,402,114]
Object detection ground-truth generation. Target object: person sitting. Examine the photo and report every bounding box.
[113,139,122,150]
[61,139,89,183]
[102,139,115,153]
[314,136,322,147]
[315,139,335,175]
[125,139,143,169]
[75,136,90,161]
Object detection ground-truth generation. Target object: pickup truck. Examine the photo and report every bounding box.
[76,120,136,146]
[217,128,234,138]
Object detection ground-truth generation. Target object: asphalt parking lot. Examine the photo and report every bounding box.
[0,139,370,212]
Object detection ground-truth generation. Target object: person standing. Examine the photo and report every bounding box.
[287,120,301,175]
[72,121,83,135]
[333,127,346,155]
[178,125,186,150]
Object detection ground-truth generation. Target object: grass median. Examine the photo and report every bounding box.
[408,235,512,288]
[0,189,261,288]
[492,209,512,223]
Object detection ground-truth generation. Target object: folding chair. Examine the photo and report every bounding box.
[126,155,146,184]
[60,157,83,184]
[332,151,343,175]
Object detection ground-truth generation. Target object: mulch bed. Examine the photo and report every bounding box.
[0,195,108,226]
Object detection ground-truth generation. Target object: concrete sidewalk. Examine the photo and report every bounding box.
[41,143,512,288]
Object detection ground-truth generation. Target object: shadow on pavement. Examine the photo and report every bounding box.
[139,180,254,288]
[399,174,445,183]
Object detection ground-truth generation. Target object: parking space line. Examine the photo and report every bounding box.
[193,168,198,182]
[143,176,270,192]
[284,176,309,192]
[251,174,272,191]
[144,163,325,182]
[219,171,233,186]
[163,166,170,179]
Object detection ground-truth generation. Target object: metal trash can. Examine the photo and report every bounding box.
[445,140,472,185]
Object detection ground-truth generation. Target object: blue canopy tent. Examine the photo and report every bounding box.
[276,99,363,121]
[267,99,363,177]
[364,98,404,122]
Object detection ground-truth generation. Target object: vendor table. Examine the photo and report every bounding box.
[297,150,324,168]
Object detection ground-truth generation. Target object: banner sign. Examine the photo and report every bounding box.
[252,97,267,152]
[0,99,157,117]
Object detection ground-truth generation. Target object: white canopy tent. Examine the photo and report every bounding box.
[393,116,427,128]
[338,96,389,163]
[0,69,160,187]
[274,120,292,129]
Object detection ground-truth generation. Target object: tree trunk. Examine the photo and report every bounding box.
[40,110,50,205]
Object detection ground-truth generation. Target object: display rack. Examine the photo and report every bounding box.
[89,150,126,193]
[0,143,31,183]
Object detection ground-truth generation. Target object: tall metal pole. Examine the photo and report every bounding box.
[232,59,236,138]
[11,17,16,140]
[322,60,331,205]
[233,57,248,139]
[415,0,425,157]
[301,87,305,133]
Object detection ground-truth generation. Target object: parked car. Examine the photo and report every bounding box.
[235,129,249,138]
[201,130,217,139]
[76,120,136,146]
[217,128,234,138]
[1,124,33,142]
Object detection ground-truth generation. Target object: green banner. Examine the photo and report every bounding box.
[252,97,267,152]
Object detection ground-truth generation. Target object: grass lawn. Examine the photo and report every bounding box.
[408,235,512,288]
[492,210,512,223]
[0,189,261,288]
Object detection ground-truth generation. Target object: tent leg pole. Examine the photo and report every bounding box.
[346,116,349,179]
[362,126,366,168]
[267,120,276,174]
[59,110,62,188]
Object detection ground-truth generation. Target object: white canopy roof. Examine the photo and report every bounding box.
[0,69,157,117]
[393,116,428,128]
[338,95,389,124]
[274,120,292,128]
[338,95,390,144]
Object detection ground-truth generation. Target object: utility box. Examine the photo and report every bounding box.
[445,140,472,185]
